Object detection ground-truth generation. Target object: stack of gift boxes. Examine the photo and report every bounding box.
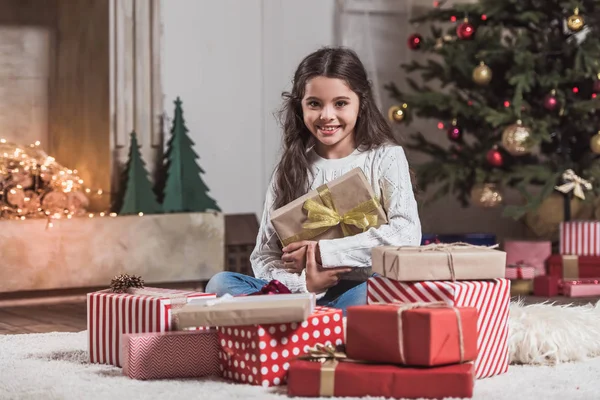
[503,221,600,298]
[86,168,512,398]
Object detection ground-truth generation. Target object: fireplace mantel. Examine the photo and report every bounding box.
[1,0,163,211]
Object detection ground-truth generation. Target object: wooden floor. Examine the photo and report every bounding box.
[0,294,599,335]
[0,301,87,334]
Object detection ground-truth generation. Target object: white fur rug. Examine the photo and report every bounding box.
[2,301,600,400]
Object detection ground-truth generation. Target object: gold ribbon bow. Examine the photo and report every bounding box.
[281,184,381,246]
[554,169,592,200]
[299,344,347,397]
[383,242,498,281]
[384,301,465,364]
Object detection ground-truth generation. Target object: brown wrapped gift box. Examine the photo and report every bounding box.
[270,168,387,246]
[174,293,315,328]
[371,244,506,281]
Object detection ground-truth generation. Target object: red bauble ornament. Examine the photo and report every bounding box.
[486,147,503,167]
[407,33,423,50]
[593,77,600,93]
[446,119,462,141]
[543,91,559,111]
[457,19,476,40]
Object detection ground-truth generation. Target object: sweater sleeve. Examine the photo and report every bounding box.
[318,146,422,268]
[249,176,310,293]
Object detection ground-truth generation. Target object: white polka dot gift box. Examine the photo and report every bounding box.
[367,277,510,379]
[87,287,215,367]
[218,306,344,387]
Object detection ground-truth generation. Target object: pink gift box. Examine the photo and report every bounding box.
[505,265,535,280]
[122,330,220,380]
[561,279,600,297]
[367,277,510,379]
[560,221,600,256]
[504,240,551,276]
[87,287,214,367]
[218,306,344,387]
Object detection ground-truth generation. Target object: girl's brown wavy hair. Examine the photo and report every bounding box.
[273,47,400,209]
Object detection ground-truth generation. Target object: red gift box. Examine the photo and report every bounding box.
[504,240,551,276]
[287,359,474,398]
[547,254,600,279]
[218,306,344,387]
[87,287,214,367]
[533,275,560,297]
[367,277,509,379]
[122,330,220,380]
[346,304,478,367]
[560,221,600,256]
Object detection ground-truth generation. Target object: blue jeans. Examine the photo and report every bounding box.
[205,271,368,316]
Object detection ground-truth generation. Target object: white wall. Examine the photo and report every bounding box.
[162,0,336,218]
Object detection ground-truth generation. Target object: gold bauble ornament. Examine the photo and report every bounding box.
[590,132,600,154]
[472,61,492,85]
[567,8,585,32]
[501,120,533,156]
[525,193,593,240]
[388,103,408,123]
[470,183,503,208]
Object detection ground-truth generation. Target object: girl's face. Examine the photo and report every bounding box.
[301,76,360,158]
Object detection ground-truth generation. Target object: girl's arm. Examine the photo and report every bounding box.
[318,146,422,268]
[250,177,310,293]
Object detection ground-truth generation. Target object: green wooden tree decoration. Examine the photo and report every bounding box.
[162,97,221,212]
[119,131,162,215]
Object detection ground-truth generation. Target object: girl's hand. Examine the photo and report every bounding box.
[305,242,352,294]
[281,245,307,274]
[283,240,322,265]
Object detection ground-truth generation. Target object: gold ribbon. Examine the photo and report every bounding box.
[384,301,465,364]
[382,242,499,281]
[554,169,592,200]
[562,255,579,279]
[299,344,348,397]
[281,184,381,246]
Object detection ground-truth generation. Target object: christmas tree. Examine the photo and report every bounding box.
[162,97,221,213]
[387,0,600,220]
[119,132,162,215]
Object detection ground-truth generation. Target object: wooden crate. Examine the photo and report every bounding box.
[225,214,260,277]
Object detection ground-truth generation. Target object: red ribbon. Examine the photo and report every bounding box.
[248,280,291,296]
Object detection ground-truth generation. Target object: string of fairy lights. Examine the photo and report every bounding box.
[0,139,137,228]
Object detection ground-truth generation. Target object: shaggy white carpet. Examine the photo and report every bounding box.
[2,301,600,400]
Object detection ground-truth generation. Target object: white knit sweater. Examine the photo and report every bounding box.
[249,144,422,294]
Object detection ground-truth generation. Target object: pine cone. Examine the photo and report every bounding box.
[110,273,145,293]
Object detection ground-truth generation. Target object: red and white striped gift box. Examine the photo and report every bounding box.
[87,288,214,367]
[122,330,221,380]
[505,265,535,280]
[367,277,510,379]
[560,221,600,256]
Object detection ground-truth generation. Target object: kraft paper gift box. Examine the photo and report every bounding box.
[87,287,214,367]
[346,303,478,367]
[270,168,387,247]
[367,277,510,379]
[122,330,220,380]
[174,293,316,328]
[287,357,474,398]
[504,240,551,276]
[371,243,506,281]
[218,306,344,387]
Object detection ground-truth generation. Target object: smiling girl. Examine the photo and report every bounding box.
[206,47,421,314]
